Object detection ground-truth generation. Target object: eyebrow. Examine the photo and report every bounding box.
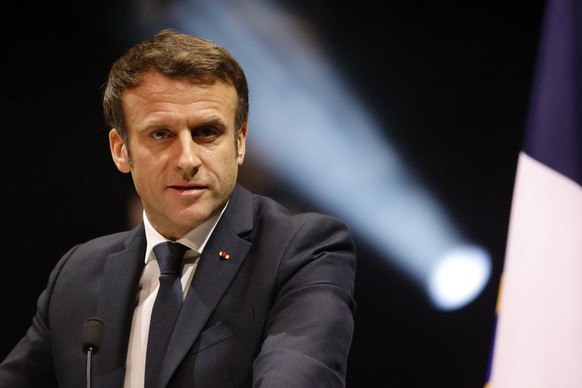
[140,116,229,132]
[192,117,228,129]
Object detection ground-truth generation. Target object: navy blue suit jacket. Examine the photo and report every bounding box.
[0,184,356,387]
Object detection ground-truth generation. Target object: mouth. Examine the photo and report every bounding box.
[170,185,203,190]
[167,184,207,196]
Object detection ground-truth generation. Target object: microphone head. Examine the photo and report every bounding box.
[81,317,104,354]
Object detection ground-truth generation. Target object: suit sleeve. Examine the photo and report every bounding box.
[252,214,357,387]
[0,246,79,388]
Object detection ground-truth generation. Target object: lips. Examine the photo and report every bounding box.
[170,185,202,190]
[167,183,207,196]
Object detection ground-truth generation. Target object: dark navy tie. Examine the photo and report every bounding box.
[145,242,188,388]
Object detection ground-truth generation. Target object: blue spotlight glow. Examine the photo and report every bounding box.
[129,0,491,310]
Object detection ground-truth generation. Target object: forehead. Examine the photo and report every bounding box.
[121,71,238,127]
[124,71,238,106]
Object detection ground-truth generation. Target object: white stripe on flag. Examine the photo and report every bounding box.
[488,151,582,387]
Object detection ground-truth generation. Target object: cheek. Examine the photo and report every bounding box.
[131,147,162,171]
[129,157,159,190]
[211,156,239,187]
[130,171,147,196]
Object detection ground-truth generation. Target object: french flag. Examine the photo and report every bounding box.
[487,0,582,386]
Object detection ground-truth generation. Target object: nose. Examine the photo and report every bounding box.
[175,131,201,178]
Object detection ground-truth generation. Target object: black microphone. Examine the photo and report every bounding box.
[81,317,104,388]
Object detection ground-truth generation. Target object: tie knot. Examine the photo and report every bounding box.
[153,242,188,276]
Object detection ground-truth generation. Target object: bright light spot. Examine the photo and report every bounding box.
[427,245,492,310]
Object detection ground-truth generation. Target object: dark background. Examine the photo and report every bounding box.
[0,1,545,386]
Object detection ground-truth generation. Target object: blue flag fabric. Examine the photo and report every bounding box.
[523,0,582,185]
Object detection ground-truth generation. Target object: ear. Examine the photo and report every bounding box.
[109,128,131,173]
[236,122,248,165]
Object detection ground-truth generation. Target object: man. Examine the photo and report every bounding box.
[0,29,356,387]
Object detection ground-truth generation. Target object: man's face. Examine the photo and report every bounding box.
[109,71,247,240]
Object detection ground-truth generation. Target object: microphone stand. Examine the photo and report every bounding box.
[86,346,95,388]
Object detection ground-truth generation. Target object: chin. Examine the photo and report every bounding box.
[172,210,212,228]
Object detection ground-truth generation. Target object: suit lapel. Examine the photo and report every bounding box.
[159,185,254,387]
[94,226,146,388]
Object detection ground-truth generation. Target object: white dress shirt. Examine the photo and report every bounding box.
[123,206,226,388]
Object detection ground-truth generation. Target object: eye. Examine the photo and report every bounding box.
[150,129,170,140]
[193,127,220,143]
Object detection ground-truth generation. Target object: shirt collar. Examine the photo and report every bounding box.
[143,201,229,264]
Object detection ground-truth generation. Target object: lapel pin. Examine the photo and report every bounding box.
[218,251,230,260]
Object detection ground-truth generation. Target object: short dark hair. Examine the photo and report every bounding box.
[103,29,249,142]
